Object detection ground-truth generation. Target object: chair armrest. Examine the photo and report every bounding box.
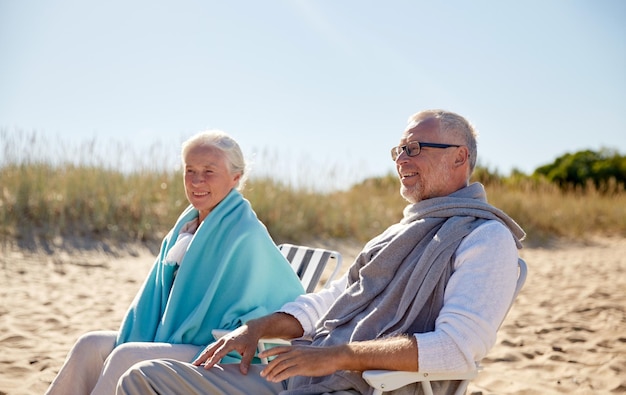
[211,329,290,345]
[211,329,231,341]
[362,369,478,393]
[211,329,291,364]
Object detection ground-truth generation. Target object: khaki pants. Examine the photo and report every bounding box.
[116,359,360,395]
[45,331,203,395]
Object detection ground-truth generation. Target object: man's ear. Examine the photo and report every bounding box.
[454,146,469,167]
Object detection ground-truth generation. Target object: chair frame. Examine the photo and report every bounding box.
[362,258,528,395]
[212,243,344,363]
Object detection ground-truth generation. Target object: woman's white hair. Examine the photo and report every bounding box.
[181,130,248,191]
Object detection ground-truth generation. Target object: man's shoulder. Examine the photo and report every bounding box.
[462,220,518,250]
[474,219,511,232]
[454,220,519,271]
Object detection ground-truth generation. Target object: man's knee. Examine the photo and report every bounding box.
[116,360,159,395]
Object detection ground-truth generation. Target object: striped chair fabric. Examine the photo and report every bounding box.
[278,243,343,293]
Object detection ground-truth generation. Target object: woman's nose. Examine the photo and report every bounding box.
[192,173,205,184]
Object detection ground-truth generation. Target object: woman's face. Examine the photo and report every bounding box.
[183,144,241,222]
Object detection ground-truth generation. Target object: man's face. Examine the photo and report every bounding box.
[394,117,458,203]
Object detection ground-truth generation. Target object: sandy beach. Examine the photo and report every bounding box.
[1,237,624,394]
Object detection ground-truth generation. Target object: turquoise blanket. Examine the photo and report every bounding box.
[116,189,304,352]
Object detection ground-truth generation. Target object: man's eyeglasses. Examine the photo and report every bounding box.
[390,141,461,161]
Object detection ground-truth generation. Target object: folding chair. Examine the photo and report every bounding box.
[212,244,344,362]
[362,258,528,395]
[278,243,343,292]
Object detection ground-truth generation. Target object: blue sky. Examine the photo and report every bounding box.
[1,0,625,190]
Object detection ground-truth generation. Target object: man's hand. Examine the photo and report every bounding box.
[258,345,344,382]
[193,324,261,374]
[192,312,305,375]
[258,335,419,382]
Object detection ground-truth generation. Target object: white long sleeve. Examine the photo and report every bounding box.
[280,220,519,372]
[279,273,347,338]
[415,220,519,372]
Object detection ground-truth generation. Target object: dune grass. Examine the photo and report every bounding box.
[1,131,624,250]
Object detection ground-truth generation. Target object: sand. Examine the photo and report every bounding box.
[1,237,624,395]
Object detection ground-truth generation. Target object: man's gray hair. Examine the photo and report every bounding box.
[408,109,478,175]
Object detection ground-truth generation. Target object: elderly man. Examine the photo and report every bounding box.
[116,109,525,395]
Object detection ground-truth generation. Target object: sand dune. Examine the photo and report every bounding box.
[1,237,624,394]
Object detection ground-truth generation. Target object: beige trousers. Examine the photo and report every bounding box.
[45,331,203,395]
[116,358,360,395]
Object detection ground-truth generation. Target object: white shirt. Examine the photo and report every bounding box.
[164,219,199,266]
[280,220,519,373]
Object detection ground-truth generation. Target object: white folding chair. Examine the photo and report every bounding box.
[212,244,344,363]
[362,258,528,395]
[278,243,343,292]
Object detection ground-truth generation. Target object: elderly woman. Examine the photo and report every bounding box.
[45,131,305,395]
